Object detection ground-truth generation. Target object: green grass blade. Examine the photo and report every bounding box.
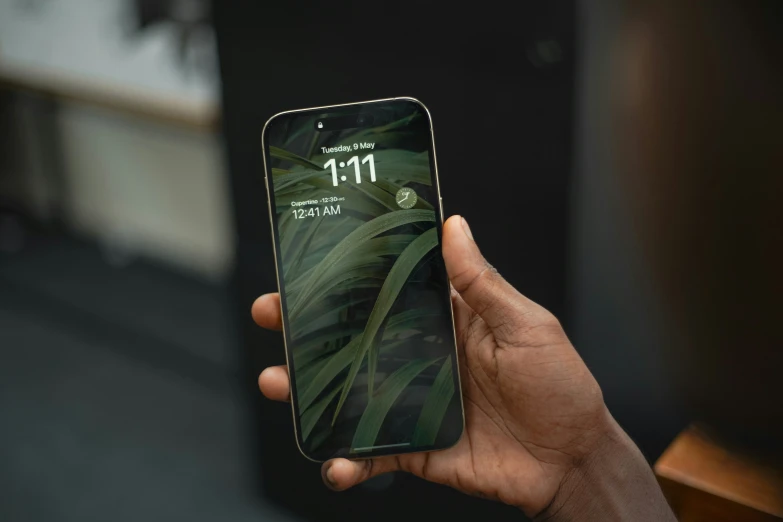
[351,358,440,450]
[294,295,373,338]
[386,308,444,332]
[294,298,422,371]
[282,115,320,147]
[290,210,435,318]
[287,234,415,297]
[294,323,422,390]
[285,214,326,280]
[350,180,404,211]
[295,334,434,438]
[338,112,420,147]
[294,343,340,375]
[292,321,365,364]
[308,427,332,452]
[278,209,299,257]
[331,227,438,423]
[351,111,418,136]
[301,385,341,441]
[270,145,322,170]
[374,162,430,187]
[296,356,330,386]
[275,170,327,192]
[298,335,362,411]
[365,228,438,394]
[332,279,384,293]
[411,356,455,447]
[289,263,391,321]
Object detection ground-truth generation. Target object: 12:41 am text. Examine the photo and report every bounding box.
[291,205,341,219]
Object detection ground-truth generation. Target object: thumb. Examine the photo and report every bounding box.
[442,215,545,340]
[321,457,401,491]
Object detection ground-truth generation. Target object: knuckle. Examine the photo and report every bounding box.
[363,458,375,480]
[500,307,568,348]
[453,262,497,296]
[537,309,563,331]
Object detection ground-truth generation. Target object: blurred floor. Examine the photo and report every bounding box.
[0,231,298,522]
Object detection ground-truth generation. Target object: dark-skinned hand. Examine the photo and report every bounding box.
[252,215,617,519]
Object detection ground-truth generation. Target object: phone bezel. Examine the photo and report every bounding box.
[261,97,464,462]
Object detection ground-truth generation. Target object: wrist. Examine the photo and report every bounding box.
[534,411,676,522]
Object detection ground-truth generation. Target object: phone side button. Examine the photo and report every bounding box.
[440,197,445,222]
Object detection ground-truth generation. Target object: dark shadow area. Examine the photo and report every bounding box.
[0,232,298,522]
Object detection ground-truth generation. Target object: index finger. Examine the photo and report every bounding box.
[252,293,283,331]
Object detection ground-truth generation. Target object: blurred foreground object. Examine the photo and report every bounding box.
[616,0,783,453]
[655,426,783,522]
[616,2,783,517]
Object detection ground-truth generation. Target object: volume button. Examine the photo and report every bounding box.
[439,197,445,222]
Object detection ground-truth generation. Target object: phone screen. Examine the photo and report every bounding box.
[263,98,463,461]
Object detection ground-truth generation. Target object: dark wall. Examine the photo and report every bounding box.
[215,3,576,521]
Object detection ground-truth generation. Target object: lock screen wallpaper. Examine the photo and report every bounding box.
[264,99,463,461]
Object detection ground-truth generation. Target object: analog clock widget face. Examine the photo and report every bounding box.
[395,187,418,209]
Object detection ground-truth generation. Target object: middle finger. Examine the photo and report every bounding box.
[258,365,290,402]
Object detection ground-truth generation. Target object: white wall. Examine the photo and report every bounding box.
[0,0,217,107]
[59,103,233,281]
[0,0,231,281]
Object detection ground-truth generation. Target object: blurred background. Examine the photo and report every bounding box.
[1,1,779,521]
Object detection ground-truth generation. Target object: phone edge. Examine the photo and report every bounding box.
[260,96,465,463]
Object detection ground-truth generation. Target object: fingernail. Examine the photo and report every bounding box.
[323,464,338,491]
[461,217,474,241]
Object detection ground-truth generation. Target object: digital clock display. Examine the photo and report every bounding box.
[263,99,462,461]
[291,204,341,219]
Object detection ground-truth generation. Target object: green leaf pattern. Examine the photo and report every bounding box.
[270,113,457,450]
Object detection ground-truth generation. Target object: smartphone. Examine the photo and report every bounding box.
[262,97,464,462]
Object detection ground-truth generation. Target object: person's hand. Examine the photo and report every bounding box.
[252,215,616,518]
